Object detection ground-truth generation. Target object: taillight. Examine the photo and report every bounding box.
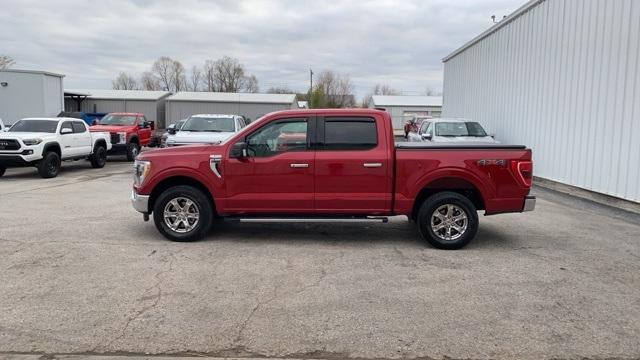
[511,160,533,187]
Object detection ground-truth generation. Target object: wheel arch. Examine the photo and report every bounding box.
[42,142,61,157]
[93,139,107,151]
[148,175,216,216]
[410,175,486,221]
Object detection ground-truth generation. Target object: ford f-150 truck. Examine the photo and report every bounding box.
[0,117,111,178]
[131,109,535,249]
[90,112,153,161]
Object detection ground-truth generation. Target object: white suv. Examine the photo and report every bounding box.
[0,117,112,178]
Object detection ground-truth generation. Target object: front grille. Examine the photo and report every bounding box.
[110,132,120,144]
[0,139,20,151]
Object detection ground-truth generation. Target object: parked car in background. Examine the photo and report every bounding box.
[165,114,246,146]
[150,119,187,148]
[131,109,535,250]
[408,118,498,143]
[90,112,153,161]
[403,116,431,139]
[0,118,111,178]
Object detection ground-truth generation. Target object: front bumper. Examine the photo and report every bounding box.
[523,196,536,212]
[131,189,150,213]
[0,153,38,166]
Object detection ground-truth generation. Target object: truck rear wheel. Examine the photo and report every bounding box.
[89,145,107,168]
[126,142,140,161]
[417,191,478,250]
[153,185,213,242]
[37,151,61,178]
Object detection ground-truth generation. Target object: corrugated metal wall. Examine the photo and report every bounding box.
[165,101,296,126]
[0,72,63,125]
[443,0,640,203]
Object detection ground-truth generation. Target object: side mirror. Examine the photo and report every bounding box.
[167,126,177,135]
[61,128,73,134]
[230,141,248,158]
[421,134,432,141]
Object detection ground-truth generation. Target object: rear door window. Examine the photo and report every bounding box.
[322,117,377,151]
[72,122,87,133]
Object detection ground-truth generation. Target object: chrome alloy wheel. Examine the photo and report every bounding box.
[163,197,200,233]
[430,204,468,241]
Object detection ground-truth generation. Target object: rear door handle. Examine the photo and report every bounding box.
[290,163,309,168]
[363,162,383,168]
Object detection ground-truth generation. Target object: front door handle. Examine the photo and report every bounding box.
[290,163,309,168]
[363,162,383,168]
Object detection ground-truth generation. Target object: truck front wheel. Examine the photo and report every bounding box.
[417,191,478,250]
[89,145,107,168]
[37,151,61,178]
[126,142,140,161]
[152,185,213,242]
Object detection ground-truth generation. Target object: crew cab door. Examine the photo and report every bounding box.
[71,121,92,155]
[223,116,315,213]
[137,115,152,146]
[59,121,76,158]
[314,115,392,214]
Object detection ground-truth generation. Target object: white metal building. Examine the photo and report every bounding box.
[442,0,640,203]
[0,69,64,125]
[369,95,442,132]
[64,89,171,127]
[165,92,297,126]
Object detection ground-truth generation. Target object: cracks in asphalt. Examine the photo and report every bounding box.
[92,248,183,351]
[231,262,331,351]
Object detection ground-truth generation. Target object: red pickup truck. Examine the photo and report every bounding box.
[90,112,153,161]
[131,109,535,249]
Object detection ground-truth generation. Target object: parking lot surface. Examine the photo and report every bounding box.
[1,161,639,360]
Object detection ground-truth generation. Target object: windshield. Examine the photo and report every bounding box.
[99,114,137,126]
[435,122,487,137]
[181,117,235,132]
[8,120,58,133]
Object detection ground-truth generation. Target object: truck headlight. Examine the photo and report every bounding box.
[133,160,151,186]
[22,138,43,146]
[118,132,127,144]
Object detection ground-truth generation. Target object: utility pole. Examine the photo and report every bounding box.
[309,68,314,94]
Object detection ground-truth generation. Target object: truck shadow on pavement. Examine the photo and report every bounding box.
[136,219,516,250]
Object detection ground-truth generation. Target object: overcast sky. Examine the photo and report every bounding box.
[1,0,523,97]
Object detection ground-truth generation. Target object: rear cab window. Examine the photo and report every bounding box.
[321,117,377,151]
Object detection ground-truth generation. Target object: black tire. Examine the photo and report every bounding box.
[416,191,478,250]
[37,151,61,178]
[126,142,140,161]
[0,165,5,177]
[153,185,214,242]
[89,145,107,168]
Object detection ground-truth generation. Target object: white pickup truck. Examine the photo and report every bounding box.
[0,117,112,178]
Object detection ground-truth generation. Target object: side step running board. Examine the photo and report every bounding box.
[226,217,389,223]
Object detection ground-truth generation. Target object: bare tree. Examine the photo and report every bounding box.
[313,70,355,108]
[202,56,259,93]
[152,56,174,91]
[112,72,139,90]
[203,59,217,92]
[267,86,295,94]
[243,74,259,93]
[171,60,187,92]
[0,55,15,70]
[189,65,202,91]
[140,71,161,90]
[361,83,400,107]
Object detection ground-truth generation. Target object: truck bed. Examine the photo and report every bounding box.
[396,142,527,150]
